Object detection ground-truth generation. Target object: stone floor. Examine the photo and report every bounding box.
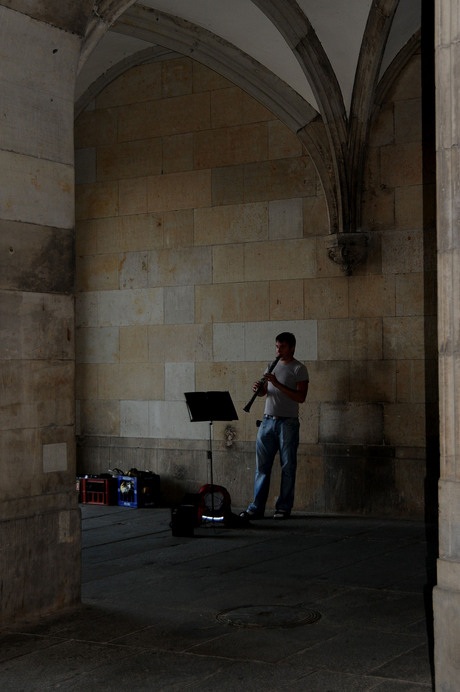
[0,505,437,691]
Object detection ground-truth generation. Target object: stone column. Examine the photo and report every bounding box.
[0,5,81,621]
[433,0,460,687]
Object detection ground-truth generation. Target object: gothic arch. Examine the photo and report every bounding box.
[76,4,342,233]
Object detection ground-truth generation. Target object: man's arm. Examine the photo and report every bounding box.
[265,374,308,403]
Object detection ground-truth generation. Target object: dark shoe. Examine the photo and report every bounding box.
[273,510,290,520]
[239,509,264,520]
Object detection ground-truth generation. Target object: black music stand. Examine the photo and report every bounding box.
[184,391,238,521]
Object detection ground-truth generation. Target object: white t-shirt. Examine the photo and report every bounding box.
[264,358,309,418]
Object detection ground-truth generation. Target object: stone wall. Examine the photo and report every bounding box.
[75,53,435,517]
[0,4,82,624]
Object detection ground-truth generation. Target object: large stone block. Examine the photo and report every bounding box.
[244,156,317,202]
[76,253,119,291]
[74,107,118,148]
[119,325,148,363]
[195,123,268,168]
[0,360,74,431]
[380,142,423,187]
[270,279,304,320]
[304,276,349,318]
[96,63,162,109]
[0,220,74,294]
[2,80,75,165]
[98,288,164,326]
[162,58,193,98]
[306,360,350,403]
[302,194,329,236]
[0,151,74,229]
[164,285,195,324]
[349,275,395,318]
[163,209,194,248]
[75,363,97,400]
[384,402,426,447]
[196,360,258,404]
[318,318,383,360]
[75,291,98,328]
[0,5,79,160]
[76,218,104,256]
[98,363,164,401]
[0,506,81,624]
[322,451,398,515]
[120,400,149,438]
[119,251,149,290]
[149,400,209,440]
[211,165,245,206]
[148,324,212,363]
[319,403,384,445]
[163,133,194,174]
[75,147,96,185]
[149,246,212,287]
[210,87,245,128]
[118,177,148,215]
[383,316,425,359]
[165,362,195,401]
[350,360,396,403]
[147,169,212,212]
[269,198,303,240]
[244,238,317,281]
[394,98,422,143]
[76,326,119,364]
[395,273,424,316]
[79,399,120,436]
[395,184,424,229]
[119,213,164,251]
[0,291,74,360]
[212,244,245,284]
[75,180,118,221]
[97,138,162,181]
[118,92,211,141]
[195,282,270,323]
[195,202,268,245]
[395,359,426,403]
[268,120,303,159]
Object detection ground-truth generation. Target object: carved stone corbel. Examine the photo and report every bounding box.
[327,232,368,275]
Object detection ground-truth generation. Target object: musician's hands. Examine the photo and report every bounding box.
[252,380,263,392]
[264,373,278,386]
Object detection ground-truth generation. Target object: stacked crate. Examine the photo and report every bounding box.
[79,475,118,505]
[117,474,161,508]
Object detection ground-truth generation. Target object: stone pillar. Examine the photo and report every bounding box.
[0,5,81,622]
[433,0,460,687]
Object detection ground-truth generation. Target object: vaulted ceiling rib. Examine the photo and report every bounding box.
[73,0,421,235]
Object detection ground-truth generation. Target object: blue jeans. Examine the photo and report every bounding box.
[248,416,300,515]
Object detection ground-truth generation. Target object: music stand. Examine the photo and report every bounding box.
[185,391,238,522]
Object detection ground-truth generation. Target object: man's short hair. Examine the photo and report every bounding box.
[276,332,296,349]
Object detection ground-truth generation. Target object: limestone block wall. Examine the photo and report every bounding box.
[75,54,434,517]
[0,5,81,623]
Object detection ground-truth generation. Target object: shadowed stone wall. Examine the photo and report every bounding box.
[0,3,82,624]
[75,52,435,518]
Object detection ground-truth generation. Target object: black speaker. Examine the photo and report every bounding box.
[170,504,196,537]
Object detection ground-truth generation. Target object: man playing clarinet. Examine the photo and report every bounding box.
[241,332,309,520]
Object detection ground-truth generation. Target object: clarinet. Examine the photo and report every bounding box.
[243,355,281,413]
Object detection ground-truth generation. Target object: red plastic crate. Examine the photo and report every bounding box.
[80,477,117,505]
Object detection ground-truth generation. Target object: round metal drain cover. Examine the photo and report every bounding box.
[216,604,321,629]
